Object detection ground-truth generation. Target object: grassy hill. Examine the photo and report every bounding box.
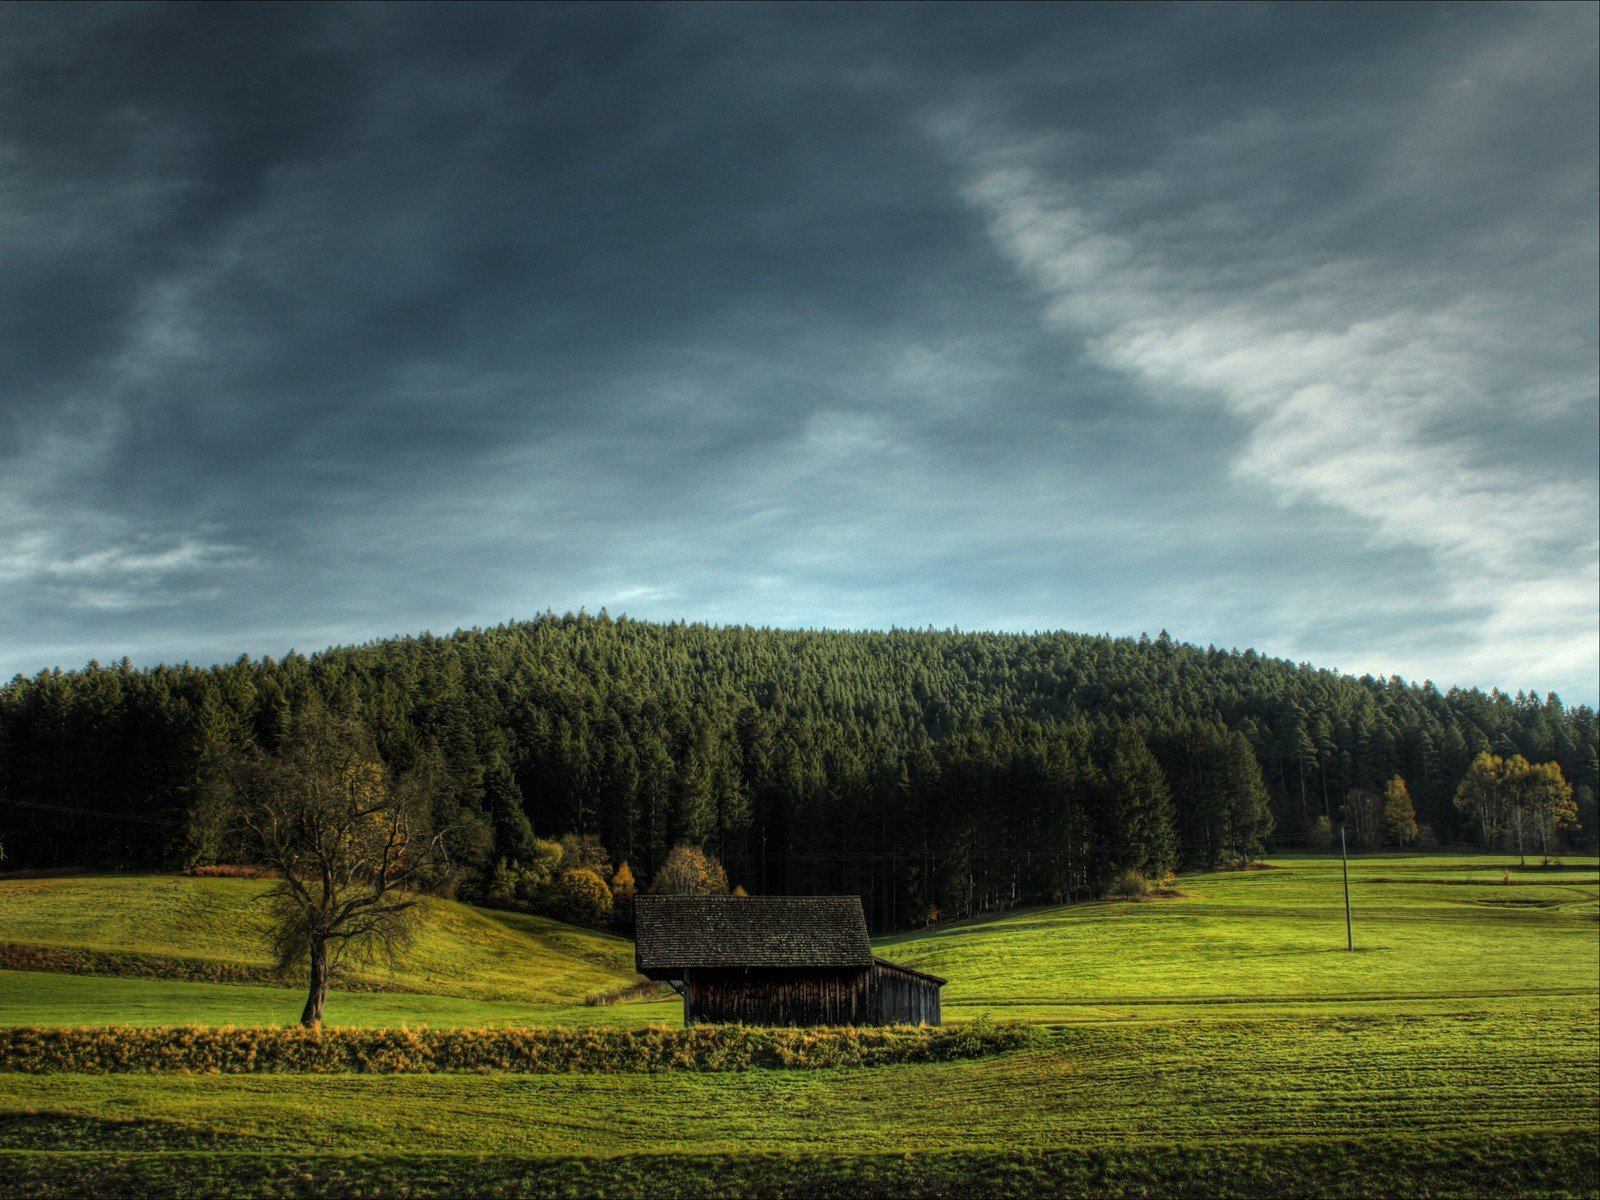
[0,874,662,1028]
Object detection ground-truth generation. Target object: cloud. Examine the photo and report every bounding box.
[940,102,1598,693]
[0,518,245,615]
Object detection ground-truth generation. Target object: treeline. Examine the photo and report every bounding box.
[1,614,1595,929]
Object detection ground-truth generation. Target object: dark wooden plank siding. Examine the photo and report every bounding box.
[868,962,941,1026]
[684,967,872,1026]
[682,964,942,1027]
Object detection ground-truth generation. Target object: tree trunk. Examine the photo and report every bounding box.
[301,938,330,1029]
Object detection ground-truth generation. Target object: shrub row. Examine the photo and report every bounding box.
[0,1021,1030,1075]
[0,943,403,994]
[183,865,282,879]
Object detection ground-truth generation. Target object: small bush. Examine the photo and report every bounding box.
[550,869,613,927]
[1106,870,1152,900]
[1307,816,1335,850]
[484,846,562,914]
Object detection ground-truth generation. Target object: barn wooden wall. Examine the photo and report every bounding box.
[868,962,941,1026]
[682,964,942,1026]
[684,967,871,1026]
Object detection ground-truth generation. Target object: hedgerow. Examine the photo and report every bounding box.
[0,1021,1031,1075]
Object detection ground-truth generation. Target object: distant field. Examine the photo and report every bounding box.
[879,853,1600,1015]
[2,853,1596,1197]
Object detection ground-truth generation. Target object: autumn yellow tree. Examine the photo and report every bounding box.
[647,843,729,896]
[1454,753,1577,863]
[1381,776,1418,846]
[609,861,636,928]
[551,867,614,926]
[1509,757,1577,862]
[1454,752,1509,848]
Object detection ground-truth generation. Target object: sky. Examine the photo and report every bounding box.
[2,2,1596,703]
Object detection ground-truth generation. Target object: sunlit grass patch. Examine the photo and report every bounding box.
[876,853,1600,1008]
[0,874,641,1006]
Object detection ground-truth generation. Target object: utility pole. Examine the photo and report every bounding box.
[1340,824,1354,951]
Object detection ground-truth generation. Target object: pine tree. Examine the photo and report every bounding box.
[1103,729,1176,876]
[483,760,535,863]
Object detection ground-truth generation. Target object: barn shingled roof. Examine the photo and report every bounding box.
[633,895,874,976]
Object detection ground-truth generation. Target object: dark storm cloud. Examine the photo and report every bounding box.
[1,2,1595,700]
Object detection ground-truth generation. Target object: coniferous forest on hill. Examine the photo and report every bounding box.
[1,613,1595,931]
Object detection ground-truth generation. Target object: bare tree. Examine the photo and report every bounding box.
[1340,788,1382,849]
[238,712,447,1028]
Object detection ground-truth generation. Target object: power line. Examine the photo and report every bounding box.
[0,797,167,825]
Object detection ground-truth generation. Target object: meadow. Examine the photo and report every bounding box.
[1,854,1596,1197]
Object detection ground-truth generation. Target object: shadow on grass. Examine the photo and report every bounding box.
[0,1112,287,1152]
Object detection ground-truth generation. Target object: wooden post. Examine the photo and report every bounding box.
[1340,825,1353,952]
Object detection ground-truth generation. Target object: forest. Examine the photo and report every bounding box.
[1,613,1594,930]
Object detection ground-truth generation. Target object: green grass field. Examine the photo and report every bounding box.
[879,854,1600,1017]
[2,854,1596,1197]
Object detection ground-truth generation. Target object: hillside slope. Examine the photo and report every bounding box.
[0,874,642,1005]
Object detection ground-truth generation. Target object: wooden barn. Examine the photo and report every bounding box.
[634,895,945,1027]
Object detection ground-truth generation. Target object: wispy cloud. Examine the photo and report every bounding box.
[0,523,245,614]
[941,116,1597,692]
